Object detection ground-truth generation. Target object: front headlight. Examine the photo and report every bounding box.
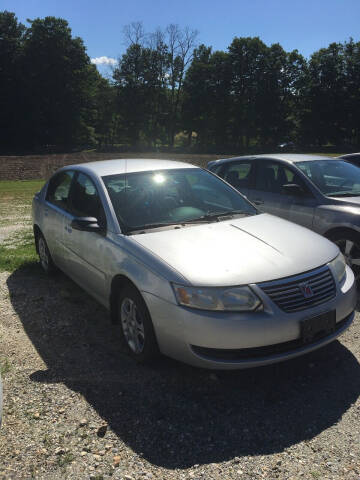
[172,284,262,311]
[330,253,346,284]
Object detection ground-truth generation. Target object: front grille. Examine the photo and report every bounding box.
[259,266,336,313]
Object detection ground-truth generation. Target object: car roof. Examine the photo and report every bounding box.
[212,153,336,166]
[338,153,360,159]
[62,158,197,177]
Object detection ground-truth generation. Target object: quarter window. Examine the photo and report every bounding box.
[222,162,253,189]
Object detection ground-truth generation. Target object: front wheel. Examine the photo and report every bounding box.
[117,285,159,363]
[329,231,360,280]
[36,232,57,274]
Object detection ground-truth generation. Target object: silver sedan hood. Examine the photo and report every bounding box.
[132,213,339,286]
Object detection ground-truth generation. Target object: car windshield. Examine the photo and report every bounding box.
[296,160,360,197]
[102,168,257,233]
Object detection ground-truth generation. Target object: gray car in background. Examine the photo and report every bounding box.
[338,152,360,168]
[208,154,360,278]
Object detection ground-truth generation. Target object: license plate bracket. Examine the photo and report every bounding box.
[301,310,336,344]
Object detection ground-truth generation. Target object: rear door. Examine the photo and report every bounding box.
[218,160,255,197]
[43,170,75,269]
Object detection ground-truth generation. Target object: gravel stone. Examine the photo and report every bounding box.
[0,269,360,479]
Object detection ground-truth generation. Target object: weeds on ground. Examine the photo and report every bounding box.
[0,357,11,375]
[0,229,37,272]
[0,180,43,272]
[57,452,75,467]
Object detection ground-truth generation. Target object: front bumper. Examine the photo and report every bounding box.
[143,265,357,369]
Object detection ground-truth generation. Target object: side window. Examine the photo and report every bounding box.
[281,166,312,195]
[69,173,107,228]
[255,161,310,195]
[46,171,74,211]
[255,162,280,192]
[222,162,253,189]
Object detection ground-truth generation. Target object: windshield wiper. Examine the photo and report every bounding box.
[193,210,254,221]
[125,211,253,234]
[126,222,184,234]
[125,219,211,234]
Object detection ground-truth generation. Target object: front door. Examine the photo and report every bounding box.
[64,172,108,302]
[246,160,316,229]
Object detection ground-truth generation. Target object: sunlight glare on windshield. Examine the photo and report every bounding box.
[153,173,166,184]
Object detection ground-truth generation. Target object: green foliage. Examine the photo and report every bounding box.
[0,11,25,148]
[22,16,98,148]
[113,24,198,148]
[183,38,308,150]
[0,12,99,151]
[0,10,359,152]
[299,39,360,146]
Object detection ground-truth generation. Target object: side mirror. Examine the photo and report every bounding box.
[71,216,103,233]
[281,183,305,196]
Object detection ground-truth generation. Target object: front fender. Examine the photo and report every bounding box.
[314,205,360,236]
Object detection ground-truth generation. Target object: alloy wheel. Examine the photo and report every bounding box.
[38,236,49,272]
[120,297,146,354]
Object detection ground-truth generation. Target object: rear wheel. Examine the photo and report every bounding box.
[328,230,360,280]
[36,232,56,274]
[117,285,159,363]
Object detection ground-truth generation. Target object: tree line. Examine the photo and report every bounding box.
[1,11,359,154]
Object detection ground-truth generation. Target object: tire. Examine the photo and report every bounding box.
[328,230,360,280]
[117,285,159,363]
[36,232,57,275]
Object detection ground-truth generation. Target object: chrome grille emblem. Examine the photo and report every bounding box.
[299,282,314,298]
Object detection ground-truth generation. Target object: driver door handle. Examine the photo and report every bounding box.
[254,199,264,205]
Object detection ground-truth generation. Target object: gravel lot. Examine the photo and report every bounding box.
[0,264,359,480]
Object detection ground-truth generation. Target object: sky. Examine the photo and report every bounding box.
[2,0,360,76]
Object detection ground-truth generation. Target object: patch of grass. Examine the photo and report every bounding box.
[0,230,38,272]
[0,180,44,271]
[0,179,45,198]
[57,452,75,467]
[43,434,53,448]
[0,358,12,375]
[0,179,44,228]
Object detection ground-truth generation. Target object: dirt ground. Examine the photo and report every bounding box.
[0,265,359,480]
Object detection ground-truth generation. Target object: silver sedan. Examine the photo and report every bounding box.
[32,159,357,369]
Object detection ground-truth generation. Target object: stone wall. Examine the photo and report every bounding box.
[0,152,224,181]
